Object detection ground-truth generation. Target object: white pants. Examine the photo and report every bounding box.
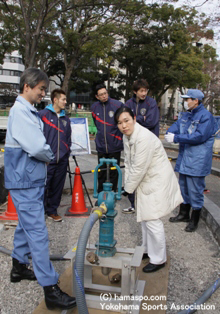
[141,219,167,265]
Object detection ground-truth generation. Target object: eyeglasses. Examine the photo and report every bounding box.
[97,91,108,97]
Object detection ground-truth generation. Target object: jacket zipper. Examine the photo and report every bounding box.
[57,116,60,163]
[136,99,139,116]
[103,103,108,153]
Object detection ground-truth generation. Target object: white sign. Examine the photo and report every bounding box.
[70,118,91,155]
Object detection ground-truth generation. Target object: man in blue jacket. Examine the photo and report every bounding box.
[4,68,76,310]
[123,79,160,214]
[165,89,218,232]
[39,89,71,222]
[91,84,124,194]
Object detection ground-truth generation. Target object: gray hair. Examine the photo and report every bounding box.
[20,68,49,93]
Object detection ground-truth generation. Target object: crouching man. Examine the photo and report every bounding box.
[4,68,76,310]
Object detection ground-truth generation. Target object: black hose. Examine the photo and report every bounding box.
[0,246,69,261]
[178,277,220,314]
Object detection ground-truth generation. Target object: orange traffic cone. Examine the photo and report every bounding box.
[65,167,91,217]
[0,193,18,220]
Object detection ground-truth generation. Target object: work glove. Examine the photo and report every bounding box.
[165,132,175,143]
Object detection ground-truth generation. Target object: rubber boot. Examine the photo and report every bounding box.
[169,203,191,223]
[185,209,201,232]
[10,258,37,282]
[44,284,77,310]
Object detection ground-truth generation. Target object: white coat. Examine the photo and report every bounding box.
[124,122,183,222]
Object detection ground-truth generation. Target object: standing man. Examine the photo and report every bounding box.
[165,89,218,232]
[123,79,160,213]
[38,89,72,222]
[4,68,76,310]
[91,84,124,195]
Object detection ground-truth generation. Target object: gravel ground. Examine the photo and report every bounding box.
[0,192,220,314]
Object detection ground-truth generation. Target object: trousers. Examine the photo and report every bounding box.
[141,219,167,265]
[97,152,121,193]
[10,187,59,286]
[179,174,205,209]
[128,192,135,208]
[44,158,68,215]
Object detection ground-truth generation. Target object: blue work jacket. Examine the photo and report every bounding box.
[125,95,160,137]
[91,97,124,153]
[168,104,218,176]
[4,96,54,189]
[38,104,71,163]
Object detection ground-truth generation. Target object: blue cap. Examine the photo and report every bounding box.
[181,89,204,101]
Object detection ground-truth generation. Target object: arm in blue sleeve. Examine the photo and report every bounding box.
[174,115,214,144]
[167,120,180,134]
[135,100,159,130]
[143,102,160,130]
[11,108,54,162]
[67,121,72,153]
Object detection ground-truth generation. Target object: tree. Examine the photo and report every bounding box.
[115,3,215,104]
[0,0,65,67]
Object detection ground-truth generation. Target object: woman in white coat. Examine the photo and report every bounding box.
[114,107,183,272]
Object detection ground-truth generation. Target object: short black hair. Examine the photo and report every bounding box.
[132,79,149,92]
[114,106,134,124]
[51,88,66,103]
[95,83,107,95]
[20,68,49,93]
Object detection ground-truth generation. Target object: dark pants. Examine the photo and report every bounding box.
[44,158,69,215]
[97,152,121,193]
[128,192,135,209]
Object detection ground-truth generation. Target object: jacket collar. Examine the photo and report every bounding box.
[132,94,148,104]
[191,103,204,114]
[16,95,38,112]
[98,96,110,105]
[124,122,140,146]
[45,103,65,117]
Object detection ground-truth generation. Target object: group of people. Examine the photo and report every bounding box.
[4,67,218,310]
[91,81,218,273]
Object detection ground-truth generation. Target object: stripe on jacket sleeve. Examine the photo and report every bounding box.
[42,116,64,133]
[92,112,113,126]
[108,133,122,140]
[61,140,69,150]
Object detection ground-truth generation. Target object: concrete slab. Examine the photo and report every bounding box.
[33,256,169,314]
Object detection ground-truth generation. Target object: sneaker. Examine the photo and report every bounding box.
[48,214,62,222]
[122,207,135,214]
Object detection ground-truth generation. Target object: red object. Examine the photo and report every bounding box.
[203,189,210,194]
[65,167,90,216]
[0,193,18,220]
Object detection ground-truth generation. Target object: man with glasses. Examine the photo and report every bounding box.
[91,84,124,196]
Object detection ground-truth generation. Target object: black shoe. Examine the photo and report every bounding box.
[169,203,191,223]
[142,253,149,260]
[185,209,201,232]
[10,258,36,282]
[94,200,98,206]
[44,284,77,310]
[142,262,165,273]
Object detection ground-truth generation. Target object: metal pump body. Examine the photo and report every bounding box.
[93,158,122,257]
